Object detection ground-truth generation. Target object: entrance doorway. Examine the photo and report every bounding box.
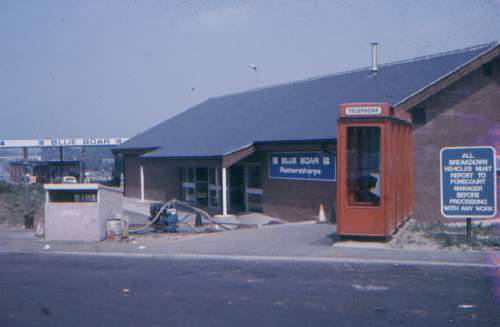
[229,166,245,211]
[181,165,263,213]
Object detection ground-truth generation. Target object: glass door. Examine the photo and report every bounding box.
[346,126,381,206]
[245,164,263,212]
[229,165,245,211]
[208,168,221,209]
[195,167,208,206]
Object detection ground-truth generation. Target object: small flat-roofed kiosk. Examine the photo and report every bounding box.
[336,103,413,240]
[44,183,123,241]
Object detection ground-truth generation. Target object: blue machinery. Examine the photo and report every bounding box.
[149,202,179,233]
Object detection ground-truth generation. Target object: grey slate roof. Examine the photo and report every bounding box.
[116,42,498,158]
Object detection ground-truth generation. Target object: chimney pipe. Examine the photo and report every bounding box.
[370,42,378,73]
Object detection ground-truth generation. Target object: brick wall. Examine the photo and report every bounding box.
[412,60,500,222]
[123,154,141,198]
[143,159,181,201]
[243,144,336,222]
[262,174,336,222]
[123,154,181,201]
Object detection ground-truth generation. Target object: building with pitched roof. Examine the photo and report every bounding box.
[115,42,500,222]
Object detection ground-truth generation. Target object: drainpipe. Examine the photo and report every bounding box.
[221,167,228,215]
[140,165,145,201]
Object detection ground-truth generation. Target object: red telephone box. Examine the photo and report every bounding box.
[336,103,413,239]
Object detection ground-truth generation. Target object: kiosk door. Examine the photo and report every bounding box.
[338,122,386,237]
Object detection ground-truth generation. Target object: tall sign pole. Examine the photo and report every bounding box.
[440,146,497,241]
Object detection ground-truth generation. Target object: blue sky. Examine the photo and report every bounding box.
[1,0,499,139]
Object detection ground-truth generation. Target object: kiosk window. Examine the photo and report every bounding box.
[346,126,381,206]
[49,190,97,203]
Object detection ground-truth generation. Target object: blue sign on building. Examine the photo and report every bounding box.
[268,152,336,182]
[440,146,497,218]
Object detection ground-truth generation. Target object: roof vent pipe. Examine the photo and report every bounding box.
[370,42,379,73]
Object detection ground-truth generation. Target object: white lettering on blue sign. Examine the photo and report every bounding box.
[440,146,497,218]
[269,152,336,182]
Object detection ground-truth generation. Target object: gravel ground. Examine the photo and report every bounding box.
[390,219,500,251]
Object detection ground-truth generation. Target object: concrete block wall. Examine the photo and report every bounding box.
[411,61,500,222]
[45,203,100,241]
[98,186,124,239]
[44,186,123,241]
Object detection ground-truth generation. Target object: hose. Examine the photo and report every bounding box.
[128,199,174,233]
[128,198,232,234]
[174,199,232,231]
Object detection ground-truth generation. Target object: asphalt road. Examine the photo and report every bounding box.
[0,253,499,327]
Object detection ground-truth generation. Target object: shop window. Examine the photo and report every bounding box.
[208,168,221,209]
[182,167,196,203]
[183,167,195,183]
[208,168,216,185]
[209,190,220,208]
[182,187,195,203]
[346,126,381,206]
[195,167,208,206]
[410,107,426,125]
[182,167,221,207]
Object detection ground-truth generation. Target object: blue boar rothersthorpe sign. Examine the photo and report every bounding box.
[440,146,497,218]
[268,152,336,182]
